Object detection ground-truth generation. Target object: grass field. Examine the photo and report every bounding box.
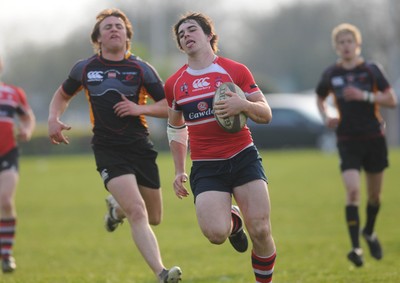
[1,148,400,282]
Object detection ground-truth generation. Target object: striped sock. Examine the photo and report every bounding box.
[0,218,16,260]
[252,250,276,283]
[231,212,242,235]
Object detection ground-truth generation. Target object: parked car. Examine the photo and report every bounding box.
[247,93,337,151]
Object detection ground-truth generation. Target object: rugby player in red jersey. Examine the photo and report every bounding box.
[0,56,36,273]
[165,12,276,283]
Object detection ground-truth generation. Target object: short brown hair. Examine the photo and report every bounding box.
[173,12,219,53]
[90,8,133,53]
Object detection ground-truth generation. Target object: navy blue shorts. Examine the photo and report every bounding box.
[337,136,388,173]
[189,145,267,199]
[92,139,160,189]
[0,147,19,173]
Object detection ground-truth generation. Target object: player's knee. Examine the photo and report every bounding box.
[347,189,360,203]
[0,198,13,214]
[347,196,358,204]
[247,218,272,240]
[148,213,162,226]
[124,203,147,223]
[207,235,226,245]
[203,228,229,245]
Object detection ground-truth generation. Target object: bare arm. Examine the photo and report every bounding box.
[114,95,168,118]
[243,92,272,123]
[316,95,339,129]
[375,88,397,108]
[213,91,272,124]
[17,108,36,142]
[48,86,73,144]
[168,108,189,199]
[371,88,397,108]
[343,86,398,108]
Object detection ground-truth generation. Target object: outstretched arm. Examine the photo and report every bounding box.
[48,86,73,144]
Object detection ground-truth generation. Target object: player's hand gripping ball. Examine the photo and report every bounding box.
[213,82,247,133]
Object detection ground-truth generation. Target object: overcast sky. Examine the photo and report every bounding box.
[0,0,324,54]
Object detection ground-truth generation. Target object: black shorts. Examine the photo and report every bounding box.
[189,145,268,199]
[0,147,19,173]
[92,139,160,189]
[337,136,388,173]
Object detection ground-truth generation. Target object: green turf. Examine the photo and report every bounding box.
[2,148,399,282]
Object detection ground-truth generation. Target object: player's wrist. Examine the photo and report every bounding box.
[363,91,375,103]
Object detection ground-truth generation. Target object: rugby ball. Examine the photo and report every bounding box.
[213,82,247,133]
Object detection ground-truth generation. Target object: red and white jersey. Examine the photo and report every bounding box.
[165,56,261,161]
[0,82,31,155]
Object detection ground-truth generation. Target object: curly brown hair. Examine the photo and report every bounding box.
[90,8,134,53]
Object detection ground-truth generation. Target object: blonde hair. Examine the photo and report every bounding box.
[331,23,362,48]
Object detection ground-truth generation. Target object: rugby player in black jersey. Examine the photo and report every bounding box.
[48,8,181,283]
[316,23,397,267]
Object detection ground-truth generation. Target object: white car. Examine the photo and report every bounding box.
[247,93,337,151]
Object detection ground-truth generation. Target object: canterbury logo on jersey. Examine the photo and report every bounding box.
[331,76,345,87]
[87,71,104,82]
[192,77,210,89]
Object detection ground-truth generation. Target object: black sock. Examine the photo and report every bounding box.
[345,205,360,249]
[364,203,380,235]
